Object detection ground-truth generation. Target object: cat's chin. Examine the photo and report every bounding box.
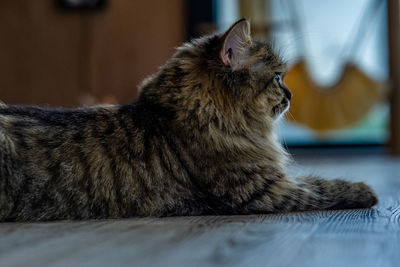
[272,101,290,120]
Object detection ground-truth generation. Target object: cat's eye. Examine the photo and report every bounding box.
[274,73,281,81]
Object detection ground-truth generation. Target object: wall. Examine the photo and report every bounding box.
[0,0,184,106]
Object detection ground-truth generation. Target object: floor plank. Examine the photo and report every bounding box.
[0,154,399,267]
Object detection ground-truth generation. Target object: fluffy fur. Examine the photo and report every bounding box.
[0,19,377,221]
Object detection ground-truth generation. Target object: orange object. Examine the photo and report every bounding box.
[285,61,385,131]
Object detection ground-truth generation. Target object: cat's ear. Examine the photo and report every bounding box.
[220,19,252,67]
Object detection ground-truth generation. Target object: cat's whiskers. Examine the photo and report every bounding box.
[285,110,297,123]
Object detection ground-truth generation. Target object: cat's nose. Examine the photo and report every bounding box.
[283,87,292,100]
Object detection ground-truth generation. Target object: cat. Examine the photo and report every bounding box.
[0,19,377,221]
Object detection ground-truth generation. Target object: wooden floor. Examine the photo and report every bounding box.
[1,152,399,267]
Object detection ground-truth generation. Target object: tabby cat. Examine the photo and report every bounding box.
[0,19,377,221]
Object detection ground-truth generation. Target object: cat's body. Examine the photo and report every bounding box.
[0,20,377,221]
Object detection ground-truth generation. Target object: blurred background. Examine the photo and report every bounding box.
[0,0,399,155]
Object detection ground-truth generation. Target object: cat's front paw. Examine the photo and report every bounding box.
[351,182,378,208]
[332,181,378,209]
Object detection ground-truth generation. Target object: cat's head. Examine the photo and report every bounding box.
[139,19,291,133]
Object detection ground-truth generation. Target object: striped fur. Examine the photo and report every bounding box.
[0,19,377,221]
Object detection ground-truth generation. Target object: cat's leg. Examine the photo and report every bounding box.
[296,176,377,210]
[244,176,378,213]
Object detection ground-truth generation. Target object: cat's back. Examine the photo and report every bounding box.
[0,103,116,130]
[0,103,148,167]
[0,102,137,134]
